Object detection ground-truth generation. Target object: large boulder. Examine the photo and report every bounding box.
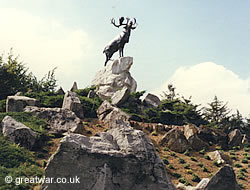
[160,128,189,153]
[1,116,37,149]
[62,91,84,119]
[228,129,243,147]
[24,106,83,135]
[197,125,229,149]
[91,57,137,102]
[183,124,208,151]
[204,165,241,190]
[97,100,130,127]
[207,150,232,165]
[40,121,175,190]
[6,96,37,112]
[111,86,130,106]
[143,93,161,108]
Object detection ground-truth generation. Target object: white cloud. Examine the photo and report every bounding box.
[153,62,250,117]
[0,8,94,90]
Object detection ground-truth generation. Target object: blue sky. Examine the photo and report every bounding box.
[1,0,250,116]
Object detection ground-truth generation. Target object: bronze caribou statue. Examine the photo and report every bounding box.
[103,17,137,66]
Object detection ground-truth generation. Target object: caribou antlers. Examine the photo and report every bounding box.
[111,17,137,29]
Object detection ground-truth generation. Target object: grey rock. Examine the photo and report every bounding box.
[183,124,208,151]
[70,81,78,92]
[24,106,83,135]
[207,150,232,165]
[97,100,130,127]
[143,93,161,108]
[1,116,37,149]
[111,87,130,106]
[62,91,84,119]
[228,129,243,147]
[6,96,37,112]
[91,57,137,100]
[204,165,241,190]
[242,134,248,144]
[160,128,189,153]
[56,87,65,95]
[40,126,176,190]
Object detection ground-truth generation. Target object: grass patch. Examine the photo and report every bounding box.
[179,158,186,164]
[190,157,197,162]
[0,136,43,189]
[234,163,243,168]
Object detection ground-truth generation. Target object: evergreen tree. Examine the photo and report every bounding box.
[203,96,231,129]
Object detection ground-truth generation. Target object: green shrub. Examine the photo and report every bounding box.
[190,157,197,162]
[244,147,250,152]
[192,174,201,182]
[184,163,190,169]
[237,173,245,180]
[186,169,193,174]
[172,172,182,179]
[240,168,247,173]
[235,163,243,168]
[213,161,221,167]
[204,155,211,160]
[168,164,175,169]
[162,158,169,165]
[178,177,187,184]
[197,162,204,167]
[0,99,6,112]
[151,130,158,136]
[230,155,237,160]
[163,147,169,151]
[74,86,96,97]
[179,158,186,164]
[170,152,176,157]
[24,91,63,108]
[202,166,209,172]
[229,150,235,155]
[233,146,241,150]
[199,148,206,155]
[183,149,190,156]
[241,159,248,164]
[79,96,102,118]
[0,136,43,189]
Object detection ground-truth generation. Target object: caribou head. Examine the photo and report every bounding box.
[103,17,137,66]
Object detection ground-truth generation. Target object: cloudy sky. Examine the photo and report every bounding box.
[1,0,249,116]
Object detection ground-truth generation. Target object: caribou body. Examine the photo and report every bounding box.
[103,17,137,66]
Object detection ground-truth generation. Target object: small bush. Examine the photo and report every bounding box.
[190,157,197,162]
[191,174,201,182]
[235,163,243,168]
[199,148,206,155]
[242,159,248,164]
[184,163,190,169]
[244,147,250,152]
[186,169,193,174]
[204,155,211,160]
[233,146,241,150]
[172,172,182,179]
[178,177,189,184]
[151,130,158,136]
[197,162,204,167]
[183,149,190,156]
[168,164,175,169]
[237,173,245,180]
[202,166,209,172]
[230,155,237,160]
[79,96,102,118]
[215,146,222,150]
[213,161,221,167]
[163,147,169,151]
[229,150,235,155]
[163,158,169,165]
[240,168,247,173]
[179,158,186,164]
[170,152,176,157]
[74,86,96,97]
